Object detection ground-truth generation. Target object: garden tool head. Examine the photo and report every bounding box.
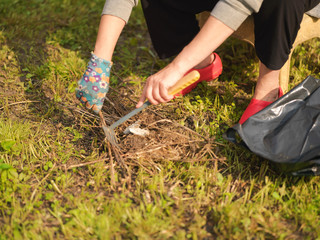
[99,70,200,148]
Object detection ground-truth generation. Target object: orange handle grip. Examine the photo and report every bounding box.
[168,70,200,95]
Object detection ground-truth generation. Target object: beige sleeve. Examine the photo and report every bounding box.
[211,0,263,30]
[102,0,139,23]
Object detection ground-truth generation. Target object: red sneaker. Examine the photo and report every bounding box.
[176,53,223,96]
[239,87,284,124]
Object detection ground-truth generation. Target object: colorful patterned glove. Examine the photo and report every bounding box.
[76,53,112,113]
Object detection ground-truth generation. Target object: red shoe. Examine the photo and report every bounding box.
[176,53,223,96]
[239,87,283,124]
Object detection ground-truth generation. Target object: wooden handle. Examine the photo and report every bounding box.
[168,70,200,95]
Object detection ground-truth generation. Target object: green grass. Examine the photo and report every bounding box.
[1,0,320,239]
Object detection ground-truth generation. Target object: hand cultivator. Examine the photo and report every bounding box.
[99,70,200,148]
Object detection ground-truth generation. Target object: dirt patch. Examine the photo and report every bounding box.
[96,87,225,172]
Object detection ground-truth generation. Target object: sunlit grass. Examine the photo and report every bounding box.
[0,0,320,239]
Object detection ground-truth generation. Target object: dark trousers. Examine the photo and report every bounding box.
[141,0,320,70]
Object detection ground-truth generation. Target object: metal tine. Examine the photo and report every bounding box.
[99,111,120,148]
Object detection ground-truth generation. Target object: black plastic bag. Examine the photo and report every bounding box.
[224,76,320,176]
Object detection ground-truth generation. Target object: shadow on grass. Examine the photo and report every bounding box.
[0,0,109,142]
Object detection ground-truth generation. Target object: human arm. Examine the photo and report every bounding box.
[136,15,234,107]
[76,0,139,113]
[94,0,139,60]
[76,14,127,113]
[136,0,264,107]
[93,14,126,61]
[97,0,139,60]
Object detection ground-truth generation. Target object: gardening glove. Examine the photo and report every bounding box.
[76,52,112,114]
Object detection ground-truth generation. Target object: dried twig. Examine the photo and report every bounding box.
[171,158,223,162]
[147,118,210,141]
[113,146,130,174]
[66,159,108,170]
[129,146,163,156]
[0,100,41,110]
[107,142,116,187]
[31,162,56,201]
[50,180,62,195]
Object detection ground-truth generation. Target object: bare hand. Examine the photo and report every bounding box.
[136,64,184,108]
